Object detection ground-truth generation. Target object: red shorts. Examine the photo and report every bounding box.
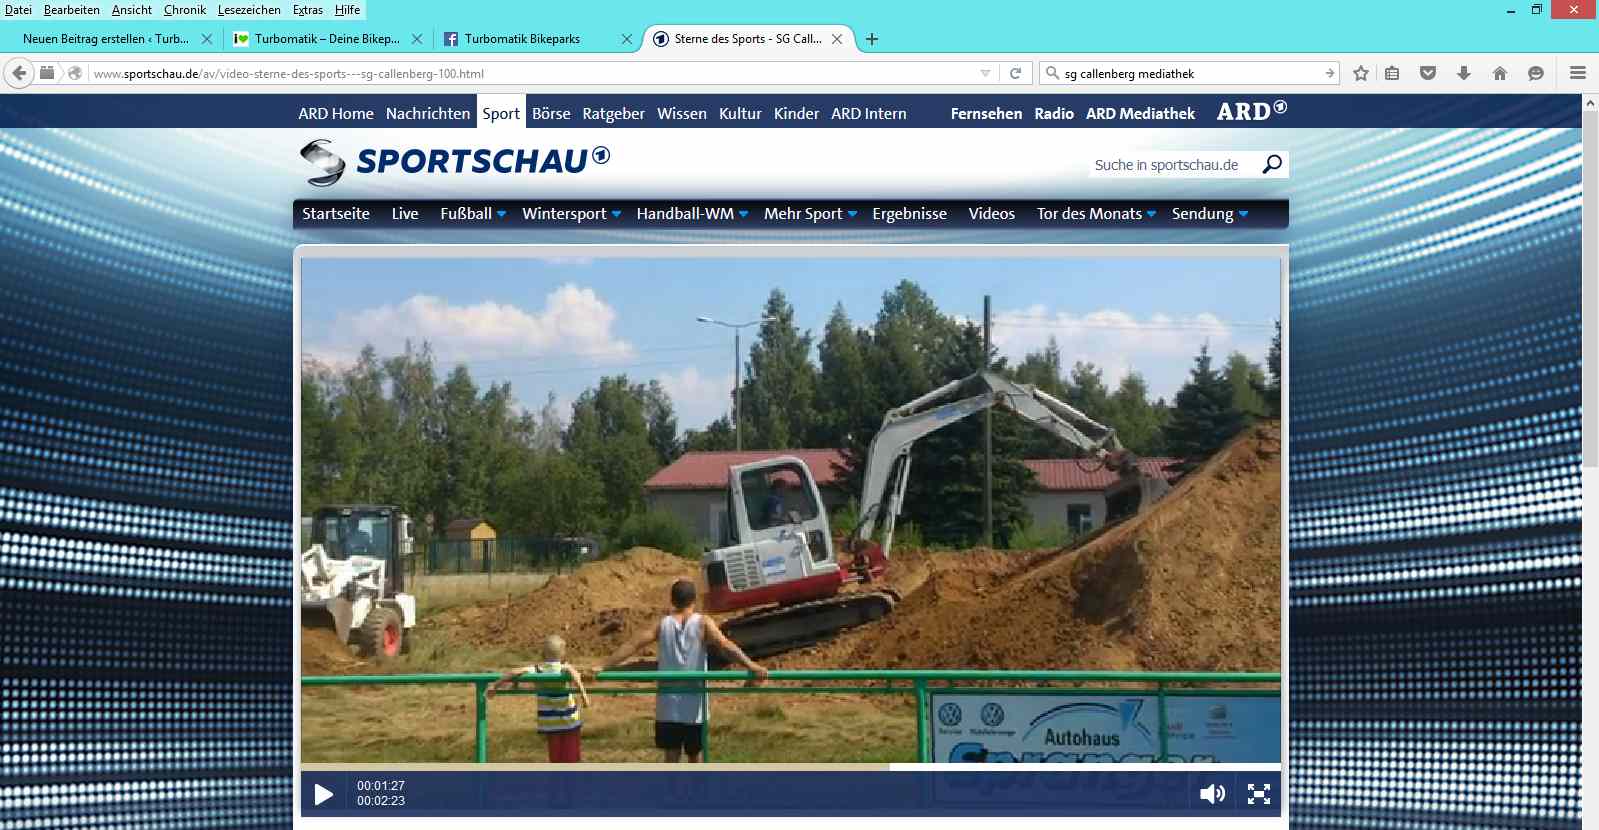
[545,728,581,763]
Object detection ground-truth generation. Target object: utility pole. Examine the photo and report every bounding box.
[697,315,774,453]
[734,328,742,451]
[983,294,993,548]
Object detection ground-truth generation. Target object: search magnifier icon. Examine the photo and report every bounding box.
[1045,65,1060,81]
[1261,153,1284,175]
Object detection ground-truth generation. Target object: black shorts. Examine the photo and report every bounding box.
[654,721,705,754]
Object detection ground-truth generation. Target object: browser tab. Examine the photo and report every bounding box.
[638,24,858,56]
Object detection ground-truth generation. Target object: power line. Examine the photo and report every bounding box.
[991,318,1275,332]
[482,358,712,379]
[439,342,726,367]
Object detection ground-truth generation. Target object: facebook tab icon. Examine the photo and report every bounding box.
[443,31,459,47]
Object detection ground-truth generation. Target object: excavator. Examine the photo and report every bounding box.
[701,370,1172,658]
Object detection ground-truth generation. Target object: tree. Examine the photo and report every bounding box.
[340,346,401,505]
[531,392,565,452]
[640,380,681,465]
[1107,371,1168,456]
[1164,345,1245,465]
[300,358,351,513]
[1064,361,1112,421]
[810,303,878,449]
[1224,351,1269,419]
[565,375,662,528]
[904,324,1036,547]
[432,365,494,529]
[496,451,606,538]
[1013,338,1067,399]
[682,416,737,452]
[1264,320,1282,416]
[741,289,817,449]
[382,341,440,531]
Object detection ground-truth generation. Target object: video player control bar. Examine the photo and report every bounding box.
[293,199,1289,229]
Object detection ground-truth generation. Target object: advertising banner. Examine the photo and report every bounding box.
[930,692,1280,763]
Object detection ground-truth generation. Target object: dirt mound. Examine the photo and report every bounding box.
[782,422,1282,672]
[302,626,363,675]
[424,423,1279,675]
[442,547,698,659]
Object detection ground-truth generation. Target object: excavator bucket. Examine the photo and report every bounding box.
[1105,469,1172,525]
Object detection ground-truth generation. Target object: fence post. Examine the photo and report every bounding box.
[701,689,711,763]
[1155,682,1168,762]
[475,680,489,763]
[914,679,929,763]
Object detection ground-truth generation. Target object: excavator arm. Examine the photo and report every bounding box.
[851,370,1161,559]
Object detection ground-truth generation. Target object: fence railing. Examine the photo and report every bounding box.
[301,668,1280,763]
[425,535,603,575]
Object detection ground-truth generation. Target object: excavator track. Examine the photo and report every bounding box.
[718,589,900,660]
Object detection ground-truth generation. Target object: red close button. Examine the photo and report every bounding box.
[1554,0,1595,19]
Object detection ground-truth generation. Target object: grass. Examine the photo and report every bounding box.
[407,572,552,614]
[301,683,918,764]
[307,557,919,764]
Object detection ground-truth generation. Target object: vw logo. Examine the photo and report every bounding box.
[937,702,962,727]
[980,702,1005,727]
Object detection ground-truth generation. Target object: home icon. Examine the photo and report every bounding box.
[1493,66,1508,81]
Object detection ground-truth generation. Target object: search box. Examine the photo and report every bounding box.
[1089,151,1291,179]
[1041,61,1338,85]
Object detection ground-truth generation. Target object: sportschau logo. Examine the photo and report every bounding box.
[300,139,346,187]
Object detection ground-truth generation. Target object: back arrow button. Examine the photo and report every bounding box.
[4,58,33,89]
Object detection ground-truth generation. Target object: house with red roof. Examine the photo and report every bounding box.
[643,449,1175,546]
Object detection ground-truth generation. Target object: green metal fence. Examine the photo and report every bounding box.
[301,669,1280,763]
[425,535,603,575]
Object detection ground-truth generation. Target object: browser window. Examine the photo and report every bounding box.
[0,5,1588,829]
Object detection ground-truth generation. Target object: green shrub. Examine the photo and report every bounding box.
[1006,521,1075,551]
[884,520,923,552]
[830,499,927,551]
[613,510,699,557]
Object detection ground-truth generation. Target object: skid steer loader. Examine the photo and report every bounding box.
[300,504,417,662]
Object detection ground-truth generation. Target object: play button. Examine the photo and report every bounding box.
[313,784,334,806]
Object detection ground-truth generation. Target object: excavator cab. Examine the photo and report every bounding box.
[703,457,841,613]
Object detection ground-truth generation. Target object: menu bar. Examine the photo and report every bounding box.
[293,199,1291,230]
[0,93,1575,128]
[3,2,364,20]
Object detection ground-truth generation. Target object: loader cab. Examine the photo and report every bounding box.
[308,505,414,593]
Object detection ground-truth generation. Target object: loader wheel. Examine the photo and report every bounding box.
[357,608,403,661]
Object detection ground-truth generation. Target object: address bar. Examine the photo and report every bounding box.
[77,60,1005,86]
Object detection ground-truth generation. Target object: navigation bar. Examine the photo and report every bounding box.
[0,93,1576,129]
[292,199,1290,230]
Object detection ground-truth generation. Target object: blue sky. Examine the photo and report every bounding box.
[302,255,1280,431]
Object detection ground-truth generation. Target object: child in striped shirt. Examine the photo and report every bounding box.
[489,634,591,762]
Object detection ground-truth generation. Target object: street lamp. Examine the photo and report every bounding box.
[696,315,774,451]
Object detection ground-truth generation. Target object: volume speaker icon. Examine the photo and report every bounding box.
[1199,784,1227,805]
